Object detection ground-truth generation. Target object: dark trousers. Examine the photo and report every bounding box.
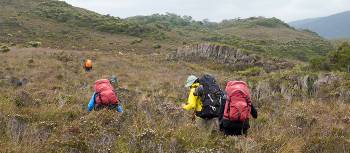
[220,119,250,136]
[84,67,92,72]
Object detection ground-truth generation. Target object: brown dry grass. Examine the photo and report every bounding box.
[0,47,349,152]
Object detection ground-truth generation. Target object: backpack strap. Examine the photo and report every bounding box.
[193,87,198,122]
[226,96,231,114]
[207,94,214,103]
[246,97,251,106]
[96,92,103,105]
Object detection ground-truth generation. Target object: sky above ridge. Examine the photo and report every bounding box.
[63,0,350,22]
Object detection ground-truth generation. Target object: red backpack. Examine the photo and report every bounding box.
[223,81,251,122]
[94,79,118,106]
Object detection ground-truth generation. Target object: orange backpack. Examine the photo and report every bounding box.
[84,59,92,68]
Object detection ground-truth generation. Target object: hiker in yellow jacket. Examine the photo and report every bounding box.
[182,75,218,134]
[182,81,202,112]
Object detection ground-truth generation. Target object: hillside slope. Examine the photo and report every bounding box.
[1,0,333,61]
[206,17,332,60]
[289,11,350,39]
[127,15,333,60]
[0,47,349,152]
[0,0,157,53]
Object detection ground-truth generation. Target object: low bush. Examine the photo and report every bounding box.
[13,90,38,108]
[28,41,41,48]
[130,38,143,45]
[152,43,161,49]
[0,45,10,53]
[238,67,265,76]
[33,1,152,37]
[309,42,350,71]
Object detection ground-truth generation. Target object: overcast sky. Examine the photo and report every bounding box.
[63,0,350,22]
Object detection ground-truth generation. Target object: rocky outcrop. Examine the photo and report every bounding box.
[250,73,349,103]
[169,43,294,72]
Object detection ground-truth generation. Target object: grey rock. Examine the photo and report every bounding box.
[170,43,294,72]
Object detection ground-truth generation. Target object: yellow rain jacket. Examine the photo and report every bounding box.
[182,83,203,112]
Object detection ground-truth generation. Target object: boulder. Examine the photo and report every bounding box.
[9,77,29,87]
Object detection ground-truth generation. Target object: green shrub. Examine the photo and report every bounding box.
[28,41,41,48]
[130,38,143,45]
[0,45,10,53]
[152,43,161,49]
[238,67,265,76]
[309,56,330,71]
[127,13,196,28]
[328,42,350,71]
[33,1,151,37]
[310,42,350,71]
[13,90,39,108]
[254,17,290,28]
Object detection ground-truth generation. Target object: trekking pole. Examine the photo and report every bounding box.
[192,93,198,123]
[191,111,196,123]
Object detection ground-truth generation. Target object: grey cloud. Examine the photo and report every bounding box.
[63,0,350,22]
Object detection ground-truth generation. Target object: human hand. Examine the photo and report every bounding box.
[117,105,123,113]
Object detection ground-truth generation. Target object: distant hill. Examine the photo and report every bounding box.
[0,0,333,60]
[206,17,332,60]
[289,11,350,39]
[127,15,333,60]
